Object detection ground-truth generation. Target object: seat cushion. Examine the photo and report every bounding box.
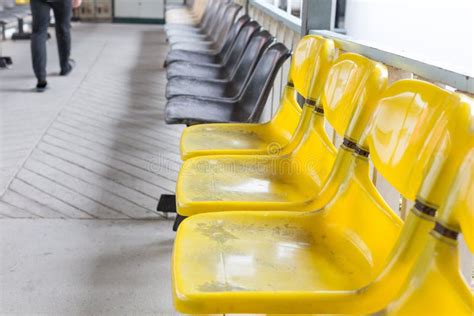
[167,61,227,79]
[180,123,288,160]
[165,96,236,125]
[166,49,222,66]
[166,77,228,99]
[168,33,210,45]
[173,211,373,314]
[165,24,202,33]
[165,17,200,26]
[171,40,216,52]
[176,155,316,215]
[165,27,204,37]
[169,43,216,54]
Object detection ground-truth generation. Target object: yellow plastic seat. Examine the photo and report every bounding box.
[179,35,335,160]
[172,80,468,314]
[176,52,388,216]
[383,97,474,316]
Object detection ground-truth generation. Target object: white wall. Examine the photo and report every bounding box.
[114,0,164,19]
[344,0,474,76]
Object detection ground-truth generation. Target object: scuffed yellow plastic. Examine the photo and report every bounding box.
[176,53,387,216]
[172,80,472,315]
[383,95,474,316]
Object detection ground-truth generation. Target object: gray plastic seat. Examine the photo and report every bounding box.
[167,2,235,43]
[166,20,259,80]
[164,15,251,67]
[165,0,223,34]
[169,4,242,53]
[165,0,220,34]
[165,42,291,125]
[166,30,272,99]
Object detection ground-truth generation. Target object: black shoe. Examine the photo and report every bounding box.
[36,80,48,92]
[60,59,75,76]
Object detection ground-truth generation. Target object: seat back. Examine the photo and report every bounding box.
[213,4,242,49]
[426,94,474,241]
[322,52,388,141]
[255,74,468,315]
[192,0,209,20]
[218,15,250,60]
[206,1,233,39]
[222,20,261,71]
[225,30,273,97]
[198,0,220,29]
[268,35,336,155]
[291,35,335,102]
[338,81,464,288]
[288,53,387,189]
[289,53,387,189]
[233,42,291,122]
[380,101,474,316]
[366,80,461,205]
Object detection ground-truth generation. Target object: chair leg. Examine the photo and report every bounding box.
[1,24,6,40]
[11,17,50,41]
[173,214,187,231]
[157,194,177,213]
[11,18,31,40]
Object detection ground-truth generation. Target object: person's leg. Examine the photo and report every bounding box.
[30,0,51,83]
[50,0,72,74]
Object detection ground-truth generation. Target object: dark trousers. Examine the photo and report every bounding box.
[30,0,72,81]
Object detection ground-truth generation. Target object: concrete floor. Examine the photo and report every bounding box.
[0,219,178,315]
[0,23,184,315]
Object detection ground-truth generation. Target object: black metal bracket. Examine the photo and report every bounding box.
[156,194,187,231]
[157,194,177,213]
[173,214,187,231]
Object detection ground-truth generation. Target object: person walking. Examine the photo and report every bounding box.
[30,0,82,92]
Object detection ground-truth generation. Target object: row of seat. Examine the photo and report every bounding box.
[163,0,291,125]
[0,1,31,68]
[165,0,208,26]
[0,1,30,40]
[163,2,473,315]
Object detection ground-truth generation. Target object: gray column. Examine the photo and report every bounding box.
[301,0,336,35]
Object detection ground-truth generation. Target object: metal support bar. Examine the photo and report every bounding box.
[310,29,474,94]
[301,0,335,35]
